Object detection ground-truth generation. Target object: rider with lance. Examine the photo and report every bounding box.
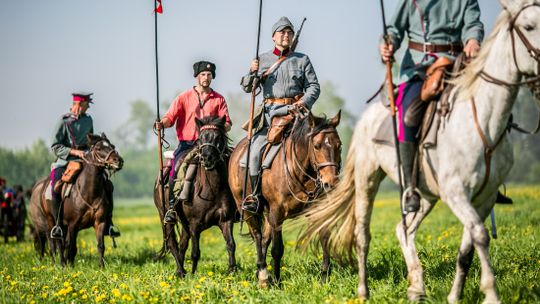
[380,0,512,213]
[240,16,320,213]
[49,92,120,239]
[155,61,232,224]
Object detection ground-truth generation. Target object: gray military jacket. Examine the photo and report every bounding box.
[241,49,320,131]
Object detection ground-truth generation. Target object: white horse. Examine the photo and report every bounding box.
[301,0,540,303]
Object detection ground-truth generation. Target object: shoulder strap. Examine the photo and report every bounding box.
[262,55,290,79]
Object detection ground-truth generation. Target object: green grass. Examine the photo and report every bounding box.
[1,186,539,303]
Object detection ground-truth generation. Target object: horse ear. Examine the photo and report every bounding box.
[219,116,226,126]
[101,132,108,140]
[499,0,519,13]
[308,111,315,129]
[330,110,341,127]
[195,117,203,130]
[87,133,100,145]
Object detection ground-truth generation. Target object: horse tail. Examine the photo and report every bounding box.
[299,132,358,265]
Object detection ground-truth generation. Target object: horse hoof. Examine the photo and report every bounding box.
[228,266,237,274]
[258,269,270,288]
[176,271,186,278]
[407,288,425,302]
[357,285,369,301]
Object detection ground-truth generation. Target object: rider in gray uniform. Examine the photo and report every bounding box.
[240,16,320,212]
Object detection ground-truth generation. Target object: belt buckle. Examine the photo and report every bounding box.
[423,42,433,53]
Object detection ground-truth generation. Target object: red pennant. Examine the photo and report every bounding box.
[155,0,163,14]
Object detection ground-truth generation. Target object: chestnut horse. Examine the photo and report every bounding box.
[154,116,237,277]
[29,133,123,267]
[228,111,342,286]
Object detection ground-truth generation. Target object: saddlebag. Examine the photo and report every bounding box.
[421,56,454,102]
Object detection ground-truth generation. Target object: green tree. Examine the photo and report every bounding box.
[113,100,156,151]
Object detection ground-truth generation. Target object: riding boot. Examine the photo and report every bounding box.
[107,223,121,237]
[178,163,197,202]
[163,197,179,225]
[399,142,421,213]
[242,175,261,214]
[495,191,513,204]
[50,196,63,239]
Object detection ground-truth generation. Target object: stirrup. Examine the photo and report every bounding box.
[164,209,178,224]
[50,225,63,239]
[108,226,121,237]
[401,187,421,214]
[242,195,260,214]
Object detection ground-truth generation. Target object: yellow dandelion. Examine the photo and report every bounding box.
[198,276,206,283]
[41,292,48,299]
[208,271,214,276]
[195,284,201,289]
[121,294,133,301]
[63,281,71,288]
[112,289,121,298]
[159,281,170,288]
[120,283,128,290]
[267,265,273,270]
[241,281,249,288]
[82,294,88,300]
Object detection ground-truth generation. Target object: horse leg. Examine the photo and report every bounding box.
[219,221,237,274]
[190,226,201,274]
[443,189,500,304]
[177,225,190,278]
[354,169,384,300]
[95,222,106,268]
[66,227,79,266]
[270,225,284,284]
[448,196,496,303]
[395,198,436,301]
[447,228,475,303]
[166,223,184,277]
[261,219,272,268]
[320,231,332,283]
[246,215,268,287]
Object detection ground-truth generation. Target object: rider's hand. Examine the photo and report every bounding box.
[154,121,163,131]
[464,39,480,58]
[379,42,394,63]
[289,101,307,115]
[250,59,259,73]
[71,149,85,158]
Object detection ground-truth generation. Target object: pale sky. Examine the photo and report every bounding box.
[0,0,501,148]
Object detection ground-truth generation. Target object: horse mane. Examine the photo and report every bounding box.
[197,115,232,147]
[291,113,333,143]
[451,10,512,101]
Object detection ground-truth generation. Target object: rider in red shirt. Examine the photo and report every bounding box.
[156,61,232,224]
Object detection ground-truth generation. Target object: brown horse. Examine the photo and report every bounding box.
[154,116,237,277]
[228,111,342,286]
[29,133,123,267]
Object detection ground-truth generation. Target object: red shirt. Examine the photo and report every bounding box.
[163,88,232,141]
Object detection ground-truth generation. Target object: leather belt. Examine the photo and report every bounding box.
[264,97,295,105]
[408,41,463,53]
[264,93,304,106]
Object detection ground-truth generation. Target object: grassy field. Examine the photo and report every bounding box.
[0,186,539,303]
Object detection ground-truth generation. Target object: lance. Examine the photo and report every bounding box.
[240,0,263,229]
[153,0,167,222]
[379,0,407,233]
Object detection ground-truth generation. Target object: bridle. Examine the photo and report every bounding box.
[479,3,540,97]
[283,119,341,203]
[82,140,121,171]
[196,124,227,170]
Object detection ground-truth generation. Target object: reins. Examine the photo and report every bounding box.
[282,118,339,203]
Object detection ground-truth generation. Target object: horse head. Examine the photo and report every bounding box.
[501,0,540,102]
[305,110,342,191]
[85,133,124,171]
[195,116,229,170]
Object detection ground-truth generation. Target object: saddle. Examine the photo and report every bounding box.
[373,54,469,192]
[54,161,83,199]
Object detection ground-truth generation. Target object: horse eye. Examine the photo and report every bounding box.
[524,24,535,31]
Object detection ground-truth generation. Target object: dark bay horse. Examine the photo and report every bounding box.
[228,111,342,286]
[29,133,123,267]
[154,116,237,277]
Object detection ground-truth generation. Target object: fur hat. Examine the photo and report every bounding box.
[193,61,216,78]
